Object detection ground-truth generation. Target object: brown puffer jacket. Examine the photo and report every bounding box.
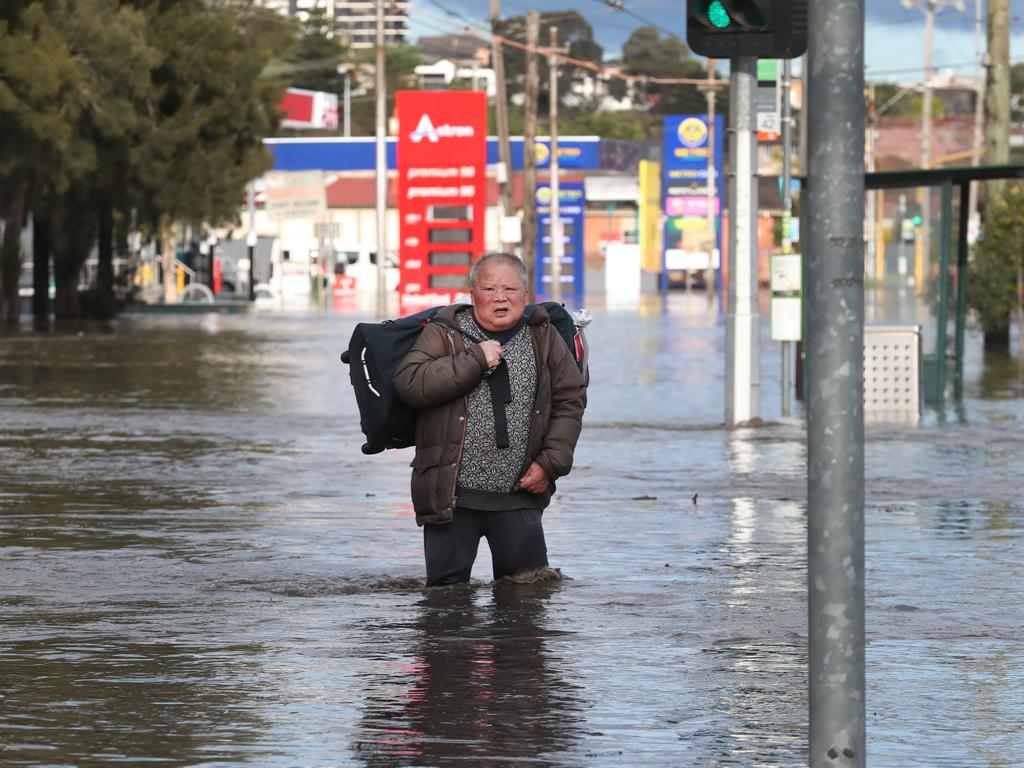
[393,303,587,526]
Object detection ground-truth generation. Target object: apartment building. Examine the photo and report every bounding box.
[260,0,410,48]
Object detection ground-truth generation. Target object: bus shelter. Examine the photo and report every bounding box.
[862,165,1024,405]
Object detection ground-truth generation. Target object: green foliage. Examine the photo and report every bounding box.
[276,7,348,95]
[621,26,709,116]
[563,110,654,140]
[495,10,601,109]
[0,0,289,318]
[969,184,1024,345]
[346,44,422,136]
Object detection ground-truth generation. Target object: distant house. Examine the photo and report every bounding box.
[417,34,489,68]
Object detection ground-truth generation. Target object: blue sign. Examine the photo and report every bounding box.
[493,138,600,170]
[535,181,585,297]
[661,115,725,289]
[267,137,601,172]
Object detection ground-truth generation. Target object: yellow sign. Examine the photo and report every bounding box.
[638,160,662,274]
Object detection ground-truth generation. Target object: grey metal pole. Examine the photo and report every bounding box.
[806,0,866,762]
[705,58,718,295]
[374,0,388,320]
[725,56,760,426]
[490,0,514,244]
[247,181,256,302]
[548,27,563,302]
[521,11,539,302]
[343,70,351,138]
[781,57,793,418]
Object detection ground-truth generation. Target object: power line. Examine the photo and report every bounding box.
[415,6,723,86]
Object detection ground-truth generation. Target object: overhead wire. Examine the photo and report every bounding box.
[414,4,725,86]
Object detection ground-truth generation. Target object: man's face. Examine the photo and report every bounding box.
[471,261,527,332]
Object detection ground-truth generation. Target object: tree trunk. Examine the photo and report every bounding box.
[985,0,1010,199]
[32,213,51,319]
[1018,251,1023,371]
[1,180,29,322]
[97,197,114,298]
[52,201,80,320]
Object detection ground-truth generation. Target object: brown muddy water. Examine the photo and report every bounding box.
[1,293,1022,766]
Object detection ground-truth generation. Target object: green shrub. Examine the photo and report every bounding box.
[968,185,1024,347]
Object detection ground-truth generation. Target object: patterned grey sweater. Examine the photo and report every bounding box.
[455,309,537,508]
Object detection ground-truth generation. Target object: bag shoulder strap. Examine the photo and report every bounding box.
[429,316,485,345]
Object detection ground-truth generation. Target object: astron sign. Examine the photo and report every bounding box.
[397,91,487,313]
[408,114,476,143]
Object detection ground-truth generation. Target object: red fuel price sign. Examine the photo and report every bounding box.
[396,90,487,313]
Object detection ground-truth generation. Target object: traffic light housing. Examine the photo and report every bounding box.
[686,0,808,59]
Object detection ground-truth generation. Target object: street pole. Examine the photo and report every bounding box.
[548,26,563,303]
[374,0,388,320]
[807,0,866,762]
[781,57,793,418]
[522,10,540,302]
[920,0,935,290]
[491,0,514,249]
[247,180,256,302]
[725,56,760,427]
[986,0,1010,191]
[343,69,351,138]
[704,58,719,295]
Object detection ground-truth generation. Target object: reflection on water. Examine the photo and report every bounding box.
[1,299,1022,766]
[354,581,582,766]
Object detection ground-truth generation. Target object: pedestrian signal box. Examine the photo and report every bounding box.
[686,0,808,59]
[396,90,487,313]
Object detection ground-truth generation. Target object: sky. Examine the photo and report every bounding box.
[409,0,1024,83]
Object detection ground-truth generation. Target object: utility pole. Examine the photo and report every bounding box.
[986,0,1010,192]
[374,0,388,319]
[781,57,794,418]
[807,0,866,764]
[968,0,985,227]
[247,180,256,302]
[548,26,563,302]
[701,58,722,294]
[904,0,965,288]
[491,0,514,248]
[920,0,935,287]
[725,56,760,426]
[343,68,351,137]
[522,10,540,302]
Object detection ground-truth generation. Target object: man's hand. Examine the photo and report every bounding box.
[516,461,549,494]
[479,339,502,369]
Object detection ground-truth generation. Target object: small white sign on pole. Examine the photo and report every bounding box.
[770,253,802,341]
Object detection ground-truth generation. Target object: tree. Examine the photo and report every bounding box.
[496,10,602,112]
[621,26,707,116]
[563,110,654,140]
[0,0,290,319]
[278,7,349,96]
[0,1,91,320]
[968,183,1024,347]
[345,44,422,136]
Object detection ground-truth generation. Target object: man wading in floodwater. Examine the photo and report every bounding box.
[393,252,587,587]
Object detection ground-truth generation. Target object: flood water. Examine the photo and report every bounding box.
[1,293,1022,766]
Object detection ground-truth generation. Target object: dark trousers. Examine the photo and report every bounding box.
[423,506,548,587]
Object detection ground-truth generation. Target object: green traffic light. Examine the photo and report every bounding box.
[912,215,923,226]
[706,0,733,28]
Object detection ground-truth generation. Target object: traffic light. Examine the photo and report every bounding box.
[686,0,808,59]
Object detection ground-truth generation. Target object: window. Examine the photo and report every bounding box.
[428,252,472,266]
[429,274,469,289]
[428,228,472,244]
[428,205,472,222]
